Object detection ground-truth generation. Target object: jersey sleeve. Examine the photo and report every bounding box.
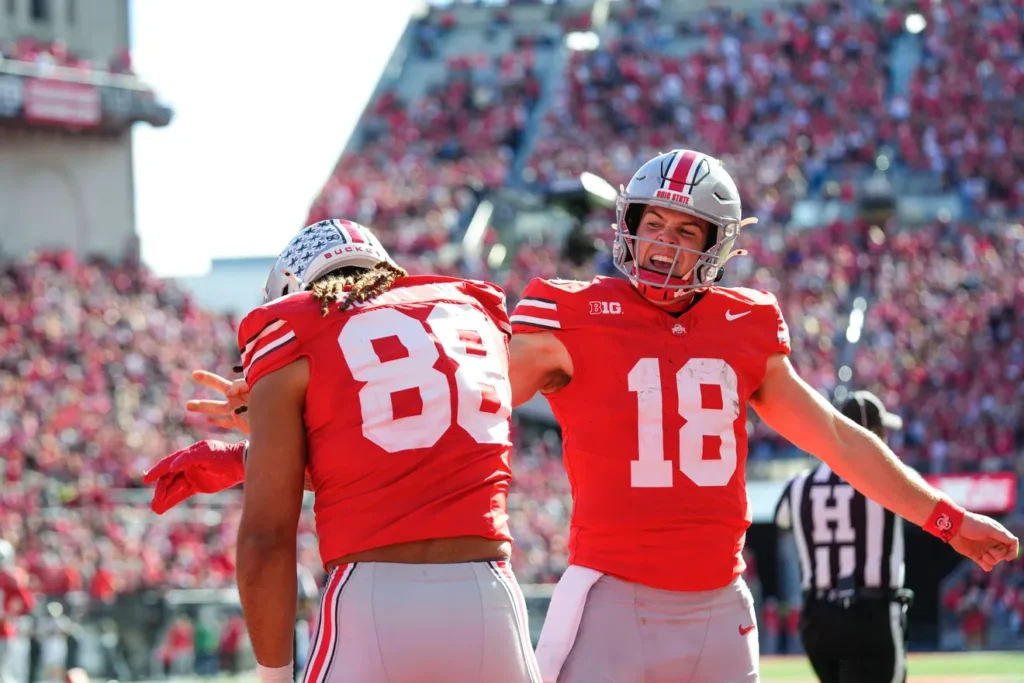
[510,278,567,335]
[770,294,792,356]
[734,288,792,357]
[460,279,512,339]
[237,304,304,387]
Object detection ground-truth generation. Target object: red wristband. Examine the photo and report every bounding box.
[924,499,965,543]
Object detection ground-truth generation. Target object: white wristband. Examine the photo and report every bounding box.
[256,662,293,683]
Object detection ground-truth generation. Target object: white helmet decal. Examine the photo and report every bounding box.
[262,220,394,304]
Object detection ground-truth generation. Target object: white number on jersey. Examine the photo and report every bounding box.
[628,357,740,488]
[337,303,512,453]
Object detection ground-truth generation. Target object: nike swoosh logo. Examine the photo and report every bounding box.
[725,310,751,321]
[739,624,756,636]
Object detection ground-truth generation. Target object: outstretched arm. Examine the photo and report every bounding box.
[508,331,573,407]
[144,370,315,515]
[751,354,1019,570]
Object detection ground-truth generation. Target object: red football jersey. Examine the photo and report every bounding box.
[510,276,791,591]
[0,567,35,639]
[238,275,515,568]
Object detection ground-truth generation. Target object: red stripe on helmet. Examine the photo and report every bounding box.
[665,150,700,194]
[338,220,366,244]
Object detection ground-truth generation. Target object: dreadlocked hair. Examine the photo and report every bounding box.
[309,261,409,317]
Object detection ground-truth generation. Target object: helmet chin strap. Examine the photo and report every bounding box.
[635,280,690,302]
[630,263,694,301]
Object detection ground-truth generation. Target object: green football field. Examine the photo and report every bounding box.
[760,651,1024,681]
[166,652,1024,682]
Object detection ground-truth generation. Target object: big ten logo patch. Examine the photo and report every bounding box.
[590,301,622,315]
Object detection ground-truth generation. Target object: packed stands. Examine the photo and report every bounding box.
[305,45,545,258]
[0,250,244,596]
[525,1,899,223]
[852,221,1024,475]
[940,515,1024,650]
[901,0,1023,215]
[0,37,134,75]
[0,3,1021,670]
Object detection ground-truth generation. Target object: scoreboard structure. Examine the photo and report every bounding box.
[0,0,171,259]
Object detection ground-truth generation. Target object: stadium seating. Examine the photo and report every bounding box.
[901,0,1022,215]
[0,250,243,595]
[304,48,544,258]
[940,515,1024,650]
[0,37,134,75]
[0,1,1021,649]
[851,221,1024,474]
[524,1,898,223]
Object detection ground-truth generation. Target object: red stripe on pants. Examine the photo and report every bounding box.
[302,565,347,683]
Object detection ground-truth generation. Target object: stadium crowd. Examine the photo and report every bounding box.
[901,0,1024,214]
[525,1,899,223]
[3,232,1016,598]
[304,48,542,262]
[941,523,1024,650]
[0,251,242,596]
[852,221,1024,475]
[0,37,134,75]
[0,1,1021,673]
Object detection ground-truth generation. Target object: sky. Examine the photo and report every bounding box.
[130,1,418,277]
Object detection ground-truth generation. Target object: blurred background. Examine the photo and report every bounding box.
[1,0,1023,681]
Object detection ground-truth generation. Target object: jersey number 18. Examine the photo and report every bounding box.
[628,357,740,488]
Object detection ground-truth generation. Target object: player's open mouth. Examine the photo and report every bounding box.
[642,254,677,276]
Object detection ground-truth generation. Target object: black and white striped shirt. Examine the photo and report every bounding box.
[776,462,905,592]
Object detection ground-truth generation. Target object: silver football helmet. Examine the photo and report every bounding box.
[262,219,395,305]
[613,149,755,300]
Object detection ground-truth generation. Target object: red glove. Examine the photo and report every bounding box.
[143,439,247,514]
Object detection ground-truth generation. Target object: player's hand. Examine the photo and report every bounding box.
[187,369,251,435]
[950,512,1020,571]
[143,439,247,514]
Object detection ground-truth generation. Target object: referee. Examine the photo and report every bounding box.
[775,390,913,683]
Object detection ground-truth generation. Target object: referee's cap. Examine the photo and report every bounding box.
[839,390,903,431]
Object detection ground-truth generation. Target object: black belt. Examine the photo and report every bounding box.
[804,587,914,607]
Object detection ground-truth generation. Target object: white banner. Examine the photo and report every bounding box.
[924,472,1017,514]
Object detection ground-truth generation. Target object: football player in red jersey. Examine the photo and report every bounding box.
[0,540,35,683]
[506,149,1017,682]
[148,153,1019,682]
[159,220,540,683]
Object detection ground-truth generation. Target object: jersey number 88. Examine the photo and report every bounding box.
[337,303,512,453]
